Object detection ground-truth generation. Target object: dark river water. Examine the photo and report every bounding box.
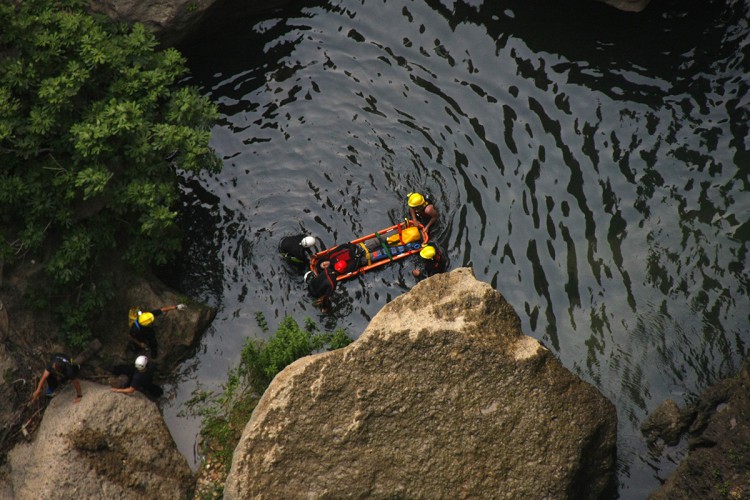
[160,0,750,497]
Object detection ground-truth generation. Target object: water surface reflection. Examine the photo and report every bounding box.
[162,0,750,496]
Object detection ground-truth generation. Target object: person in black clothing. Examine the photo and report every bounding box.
[31,353,83,403]
[129,303,186,358]
[110,355,163,400]
[412,244,447,280]
[279,234,318,266]
[306,260,338,312]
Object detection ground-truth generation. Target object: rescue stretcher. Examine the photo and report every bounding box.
[309,221,429,282]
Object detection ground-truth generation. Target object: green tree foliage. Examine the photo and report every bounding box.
[184,315,353,496]
[0,0,220,346]
[241,316,353,389]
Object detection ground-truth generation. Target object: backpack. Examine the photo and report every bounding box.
[128,306,143,328]
[49,353,78,379]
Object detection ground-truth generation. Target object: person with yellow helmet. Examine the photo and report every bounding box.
[412,244,447,280]
[407,192,439,234]
[128,303,187,358]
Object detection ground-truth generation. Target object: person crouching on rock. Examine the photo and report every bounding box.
[305,260,338,313]
[31,353,83,404]
[110,355,163,400]
[129,304,187,358]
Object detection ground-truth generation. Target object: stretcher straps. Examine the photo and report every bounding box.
[374,233,393,262]
[359,242,372,266]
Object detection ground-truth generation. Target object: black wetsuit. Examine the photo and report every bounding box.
[129,309,163,358]
[46,354,80,392]
[112,362,163,400]
[308,266,337,308]
[416,247,448,280]
[279,235,313,265]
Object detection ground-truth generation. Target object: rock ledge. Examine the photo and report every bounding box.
[225,268,617,499]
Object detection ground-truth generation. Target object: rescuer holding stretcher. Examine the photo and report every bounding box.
[407,192,438,234]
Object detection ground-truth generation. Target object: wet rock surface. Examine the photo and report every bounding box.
[647,361,750,499]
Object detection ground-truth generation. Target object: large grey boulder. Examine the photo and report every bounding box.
[6,381,194,499]
[89,0,217,46]
[88,0,295,47]
[225,267,617,499]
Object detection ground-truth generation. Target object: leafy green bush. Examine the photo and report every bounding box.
[185,315,353,498]
[0,0,220,347]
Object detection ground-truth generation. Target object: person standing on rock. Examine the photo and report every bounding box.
[31,353,83,404]
[129,304,187,358]
[110,355,163,400]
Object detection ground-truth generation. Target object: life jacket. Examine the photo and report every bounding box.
[308,267,336,302]
[128,307,142,327]
[327,244,362,275]
[425,249,447,275]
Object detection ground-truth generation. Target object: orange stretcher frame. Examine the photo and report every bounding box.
[309,221,429,282]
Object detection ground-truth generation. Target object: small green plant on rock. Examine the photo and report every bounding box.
[184,314,353,499]
[716,479,729,498]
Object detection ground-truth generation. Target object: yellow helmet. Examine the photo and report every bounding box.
[138,312,155,326]
[420,246,436,260]
[408,192,425,208]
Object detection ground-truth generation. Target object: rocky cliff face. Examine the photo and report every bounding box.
[6,382,194,499]
[644,360,750,499]
[0,232,211,494]
[224,268,617,499]
[90,271,216,371]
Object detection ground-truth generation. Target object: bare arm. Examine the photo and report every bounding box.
[72,379,83,403]
[31,370,50,401]
[423,205,438,232]
[160,303,187,313]
[110,386,137,394]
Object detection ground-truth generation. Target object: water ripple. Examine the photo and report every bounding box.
[168,1,750,495]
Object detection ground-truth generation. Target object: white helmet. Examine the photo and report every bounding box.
[301,236,316,248]
[135,355,148,371]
